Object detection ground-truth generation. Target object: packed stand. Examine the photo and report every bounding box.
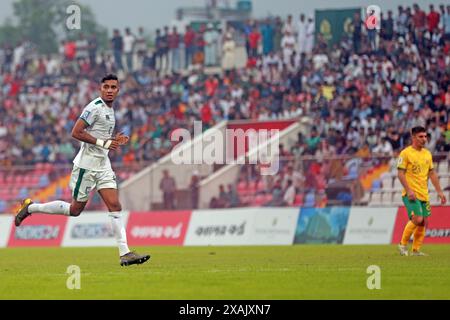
[1,4,450,211]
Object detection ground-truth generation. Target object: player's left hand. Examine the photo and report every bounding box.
[114,132,130,146]
[438,192,447,205]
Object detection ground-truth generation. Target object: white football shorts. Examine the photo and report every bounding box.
[69,165,117,202]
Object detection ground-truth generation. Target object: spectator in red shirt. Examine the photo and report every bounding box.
[444,39,450,55]
[37,58,46,76]
[205,76,219,97]
[171,103,185,120]
[248,25,261,58]
[445,85,450,107]
[427,4,440,32]
[194,25,206,66]
[246,56,257,69]
[412,3,426,34]
[201,101,213,126]
[64,40,76,61]
[9,78,21,96]
[184,25,196,68]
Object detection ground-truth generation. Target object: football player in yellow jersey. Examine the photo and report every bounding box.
[397,126,447,256]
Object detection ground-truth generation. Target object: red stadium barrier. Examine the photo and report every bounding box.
[226,120,296,159]
[8,215,68,247]
[126,211,192,246]
[392,207,450,244]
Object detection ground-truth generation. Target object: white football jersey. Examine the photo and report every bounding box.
[73,97,116,171]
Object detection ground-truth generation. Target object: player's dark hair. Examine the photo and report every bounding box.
[101,74,118,83]
[411,126,426,135]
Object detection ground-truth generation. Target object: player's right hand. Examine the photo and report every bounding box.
[107,139,119,150]
[438,192,447,205]
[407,190,416,201]
[114,132,130,146]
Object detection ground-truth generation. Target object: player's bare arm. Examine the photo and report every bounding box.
[398,168,415,201]
[429,169,447,205]
[71,119,120,150]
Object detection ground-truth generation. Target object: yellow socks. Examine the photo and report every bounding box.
[401,221,418,246]
[412,226,426,252]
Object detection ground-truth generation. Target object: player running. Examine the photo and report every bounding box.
[15,74,150,267]
[397,126,447,256]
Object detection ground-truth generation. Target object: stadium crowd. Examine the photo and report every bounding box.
[1,3,450,210]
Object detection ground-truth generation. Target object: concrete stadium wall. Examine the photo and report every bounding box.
[119,121,227,211]
[198,118,311,209]
[119,118,308,211]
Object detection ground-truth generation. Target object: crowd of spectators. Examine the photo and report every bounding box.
[1,3,450,209]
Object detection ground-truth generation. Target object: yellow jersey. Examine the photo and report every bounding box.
[397,146,433,202]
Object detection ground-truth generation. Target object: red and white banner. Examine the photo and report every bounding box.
[127,211,191,246]
[392,207,450,244]
[8,215,68,247]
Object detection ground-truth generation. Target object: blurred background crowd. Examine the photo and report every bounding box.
[0,1,449,211]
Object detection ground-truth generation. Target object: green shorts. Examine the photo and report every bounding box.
[402,196,431,219]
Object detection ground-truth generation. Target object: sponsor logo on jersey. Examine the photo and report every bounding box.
[81,111,91,121]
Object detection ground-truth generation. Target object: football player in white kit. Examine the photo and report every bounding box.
[15,74,150,267]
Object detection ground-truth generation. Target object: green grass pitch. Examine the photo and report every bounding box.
[1,245,449,300]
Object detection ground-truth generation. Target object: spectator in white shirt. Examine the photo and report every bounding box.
[297,13,308,54]
[75,34,89,60]
[283,179,296,206]
[305,16,315,54]
[283,15,296,36]
[281,30,296,66]
[123,27,136,72]
[135,27,148,70]
[372,137,393,156]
